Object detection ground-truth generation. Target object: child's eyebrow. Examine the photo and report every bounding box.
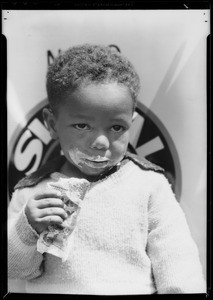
[72,114,94,120]
[70,114,131,124]
[109,116,132,123]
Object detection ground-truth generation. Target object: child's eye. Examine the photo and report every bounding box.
[111,125,125,133]
[73,124,90,131]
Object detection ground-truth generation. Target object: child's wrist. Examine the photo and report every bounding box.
[15,207,40,245]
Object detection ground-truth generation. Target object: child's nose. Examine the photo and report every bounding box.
[90,134,110,150]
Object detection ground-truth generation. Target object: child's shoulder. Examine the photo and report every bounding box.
[124,152,164,174]
[14,155,66,191]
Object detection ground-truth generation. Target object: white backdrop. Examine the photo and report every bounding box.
[3,9,209,292]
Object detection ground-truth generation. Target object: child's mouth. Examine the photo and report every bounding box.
[83,159,110,169]
[68,148,111,170]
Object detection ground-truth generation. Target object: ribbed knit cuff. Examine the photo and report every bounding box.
[15,207,39,246]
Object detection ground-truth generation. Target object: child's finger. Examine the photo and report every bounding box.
[36,198,64,209]
[40,215,65,226]
[34,192,61,200]
[39,207,68,220]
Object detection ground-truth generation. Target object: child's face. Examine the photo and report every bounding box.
[45,83,133,178]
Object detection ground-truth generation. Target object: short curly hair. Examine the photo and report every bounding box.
[46,44,141,112]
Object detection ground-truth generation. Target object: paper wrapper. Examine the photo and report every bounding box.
[37,177,90,261]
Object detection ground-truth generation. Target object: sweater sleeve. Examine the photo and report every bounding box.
[147,174,206,294]
[8,188,44,280]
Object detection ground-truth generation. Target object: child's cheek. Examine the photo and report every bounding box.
[111,134,129,157]
[115,131,130,148]
[68,147,84,169]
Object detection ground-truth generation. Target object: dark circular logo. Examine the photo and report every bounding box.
[8,99,181,200]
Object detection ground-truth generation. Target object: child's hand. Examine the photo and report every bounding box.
[25,192,68,234]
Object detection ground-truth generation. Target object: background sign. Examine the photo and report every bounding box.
[3,9,209,292]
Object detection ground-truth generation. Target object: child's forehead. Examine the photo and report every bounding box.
[78,81,127,90]
[58,82,134,117]
[67,82,132,106]
[72,82,132,99]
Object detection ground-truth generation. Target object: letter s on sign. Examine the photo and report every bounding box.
[14,129,43,175]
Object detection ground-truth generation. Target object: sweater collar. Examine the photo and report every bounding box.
[14,152,164,190]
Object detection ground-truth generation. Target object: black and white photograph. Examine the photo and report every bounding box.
[2,4,210,296]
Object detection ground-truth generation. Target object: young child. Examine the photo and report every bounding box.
[8,44,206,295]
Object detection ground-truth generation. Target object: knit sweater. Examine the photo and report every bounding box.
[8,160,206,295]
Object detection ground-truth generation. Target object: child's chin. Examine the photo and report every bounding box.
[80,164,112,178]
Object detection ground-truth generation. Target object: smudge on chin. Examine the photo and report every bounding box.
[68,147,127,170]
[68,148,84,169]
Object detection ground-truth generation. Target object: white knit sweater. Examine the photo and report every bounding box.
[8,161,206,294]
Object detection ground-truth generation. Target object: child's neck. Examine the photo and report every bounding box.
[60,161,104,182]
[60,160,119,182]
[60,161,87,179]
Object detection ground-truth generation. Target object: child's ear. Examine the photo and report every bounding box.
[43,108,58,140]
[132,111,137,121]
